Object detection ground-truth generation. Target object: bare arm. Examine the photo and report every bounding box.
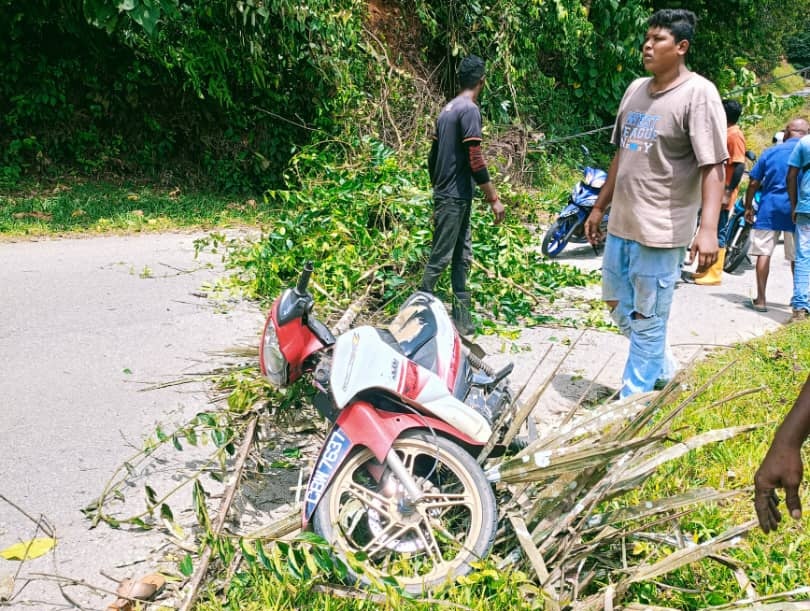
[584,153,619,245]
[754,373,810,532]
[744,178,761,224]
[787,166,799,223]
[690,162,724,271]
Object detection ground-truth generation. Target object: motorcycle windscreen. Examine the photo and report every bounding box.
[582,167,607,189]
[387,291,461,389]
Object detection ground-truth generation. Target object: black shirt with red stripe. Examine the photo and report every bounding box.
[428,94,491,200]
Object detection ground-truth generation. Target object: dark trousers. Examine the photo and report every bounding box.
[717,208,730,248]
[420,195,472,299]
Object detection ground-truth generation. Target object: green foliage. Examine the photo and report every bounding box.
[199,140,598,330]
[785,31,810,71]
[648,0,810,78]
[0,0,372,191]
[410,0,649,132]
[4,1,810,192]
[716,64,807,125]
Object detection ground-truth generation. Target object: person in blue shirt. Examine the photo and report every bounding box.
[743,118,809,312]
[787,130,810,321]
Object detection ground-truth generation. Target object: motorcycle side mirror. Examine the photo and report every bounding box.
[745,150,756,162]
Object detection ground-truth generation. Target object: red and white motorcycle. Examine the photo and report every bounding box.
[259,263,514,592]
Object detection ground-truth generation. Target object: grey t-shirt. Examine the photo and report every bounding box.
[431,94,483,200]
[608,74,728,248]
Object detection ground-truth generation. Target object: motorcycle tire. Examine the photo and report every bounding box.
[312,429,497,594]
[724,224,752,273]
[541,217,578,258]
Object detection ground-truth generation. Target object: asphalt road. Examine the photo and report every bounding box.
[0,231,263,609]
[0,230,797,609]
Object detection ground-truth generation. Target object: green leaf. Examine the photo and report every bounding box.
[192,480,210,529]
[295,531,329,545]
[196,413,217,427]
[179,553,194,577]
[130,517,152,530]
[239,539,257,565]
[255,540,273,571]
[129,3,160,36]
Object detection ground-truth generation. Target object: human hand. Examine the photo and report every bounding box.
[584,208,605,245]
[490,198,505,224]
[744,208,755,224]
[753,439,804,533]
[689,227,718,272]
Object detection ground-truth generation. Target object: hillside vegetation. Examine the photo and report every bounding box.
[2,0,809,193]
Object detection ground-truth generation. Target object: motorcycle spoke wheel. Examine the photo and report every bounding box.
[312,430,496,593]
[541,217,576,258]
[724,225,752,273]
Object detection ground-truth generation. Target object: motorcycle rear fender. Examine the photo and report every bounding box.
[301,400,480,526]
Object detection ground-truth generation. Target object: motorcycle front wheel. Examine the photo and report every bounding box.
[724,224,752,273]
[541,217,578,257]
[312,430,497,594]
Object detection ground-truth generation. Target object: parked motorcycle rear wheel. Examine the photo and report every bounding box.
[724,224,752,273]
[541,217,578,258]
[312,430,497,593]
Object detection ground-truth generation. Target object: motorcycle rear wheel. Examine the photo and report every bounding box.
[541,217,577,258]
[724,224,752,273]
[312,430,497,594]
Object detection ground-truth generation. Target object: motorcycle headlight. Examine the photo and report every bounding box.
[260,320,288,386]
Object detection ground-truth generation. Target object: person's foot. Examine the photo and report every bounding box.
[451,299,475,336]
[744,299,768,313]
[790,309,808,323]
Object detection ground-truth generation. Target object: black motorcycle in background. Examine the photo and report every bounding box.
[722,149,758,273]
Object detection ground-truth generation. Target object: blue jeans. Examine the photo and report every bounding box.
[602,234,685,398]
[792,213,810,313]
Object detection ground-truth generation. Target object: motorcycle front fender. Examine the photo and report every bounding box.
[301,401,480,526]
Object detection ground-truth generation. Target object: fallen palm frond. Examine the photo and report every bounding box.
[484,376,774,609]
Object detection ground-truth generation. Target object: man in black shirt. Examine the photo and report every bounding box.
[421,55,504,335]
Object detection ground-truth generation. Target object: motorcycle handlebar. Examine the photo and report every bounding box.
[296,262,314,294]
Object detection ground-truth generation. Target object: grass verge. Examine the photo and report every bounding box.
[0,181,266,237]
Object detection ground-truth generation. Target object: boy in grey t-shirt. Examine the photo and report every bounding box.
[584,8,727,398]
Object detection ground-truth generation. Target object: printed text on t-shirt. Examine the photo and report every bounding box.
[620,111,660,153]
